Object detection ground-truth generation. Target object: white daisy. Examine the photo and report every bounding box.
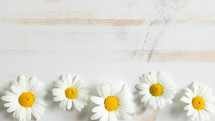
[90,81,135,121]
[136,71,175,109]
[1,75,47,121]
[52,74,89,111]
[181,82,215,121]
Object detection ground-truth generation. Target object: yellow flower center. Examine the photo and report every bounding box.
[104,96,119,111]
[192,97,205,110]
[150,84,163,96]
[65,87,78,99]
[18,92,35,107]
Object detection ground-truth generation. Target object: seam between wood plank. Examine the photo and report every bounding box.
[1,50,215,62]
[1,18,215,26]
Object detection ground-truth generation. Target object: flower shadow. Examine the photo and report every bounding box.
[78,84,98,121]
[170,83,193,121]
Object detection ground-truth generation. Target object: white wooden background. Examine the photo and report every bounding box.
[0,0,215,121]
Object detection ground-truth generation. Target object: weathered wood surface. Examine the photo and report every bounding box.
[1,0,215,62]
[0,0,215,121]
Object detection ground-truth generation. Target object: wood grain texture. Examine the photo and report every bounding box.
[0,0,215,121]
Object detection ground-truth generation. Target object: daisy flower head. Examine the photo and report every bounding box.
[136,71,176,110]
[1,75,47,121]
[52,74,89,111]
[90,81,135,121]
[181,82,215,121]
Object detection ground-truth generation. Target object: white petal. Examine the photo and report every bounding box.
[150,97,157,110]
[14,107,22,120]
[146,73,155,84]
[185,88,194,98]
[54,96,65,102]
[5,91,17,96]
[138,89,149,95]
[156,71,169,83]
[56,80,67,90]
[205,103,215,113]
[52,88,65,102]
[108,112,117,121]
[1,95,17,102]
[136,83,149,90]
[97,86,103,97]
[12,80,20,89]
[35,98,46,107]
[192,82,199,97]
[12,110,18,119]
[19,107,26,121]
[159,96,166,108]
[26,108,32,121]
[77,95,88,105]
[71,76,79,87]
[35,82,44,93]
[73,80,84,90]
[28,76,37,90]
[202,109,210,120]
[202,87,212,97]
[62,74,72,87]
[116,86,130,99]
[114,110,120,118]
[156,97,162,109]
[185,92,193,100]
[10,85,21,96]
[101,85,111,98]
[92,106,104,113]
[111,81,123,95]
[91,109,104,120]
[32,107,41,120]
[91,96,104,105]
[7,103,19,113]
[184,104,192,111]
[140,74,152,85]
[75,98,85,111]
[163,90,175,99]
[99,110,108,121]
[187,107,194,117]
[4,102,16,107]
[29,81,44,94]
[149,72,157,84]
[52,88,64,95]
[191,110,198,120]
[32,103,45,115]
[67,99,72,110]
[199,110,205,121]
[181,96,191,104]
[73,99,81,111]
[59,98,68,111]
[140,94,151,103]
[118,105,133,114]
[18,75,27,92]
[204,96,215,102]
[198,87,206,97]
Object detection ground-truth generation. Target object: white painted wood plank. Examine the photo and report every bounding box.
[0,62,215,121]
[0,0,215,120]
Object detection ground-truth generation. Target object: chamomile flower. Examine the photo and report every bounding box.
[90,81,135,121]
[181,82,215,121]
[136,71,175,109]
[1,75,47,121]
[52,74,89,111]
